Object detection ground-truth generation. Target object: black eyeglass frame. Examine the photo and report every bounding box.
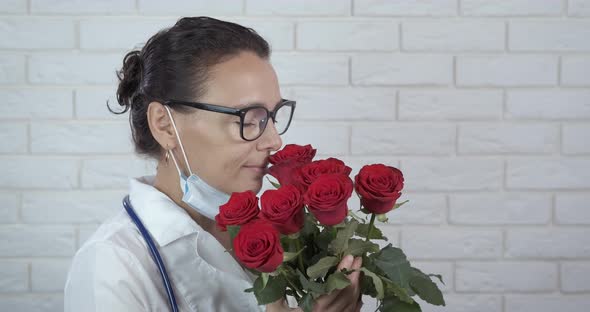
[162,98,296,142]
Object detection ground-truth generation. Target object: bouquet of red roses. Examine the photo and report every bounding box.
[215,144,445,312]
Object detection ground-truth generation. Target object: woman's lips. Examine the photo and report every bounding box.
[243,166,268,174]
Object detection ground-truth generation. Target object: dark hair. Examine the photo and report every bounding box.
[110,16,271,159]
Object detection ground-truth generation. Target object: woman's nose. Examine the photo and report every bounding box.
[258,121,282,151]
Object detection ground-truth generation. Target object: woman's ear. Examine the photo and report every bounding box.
[147,101,178,150]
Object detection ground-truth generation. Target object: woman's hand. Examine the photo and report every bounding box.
[266,255,363,312]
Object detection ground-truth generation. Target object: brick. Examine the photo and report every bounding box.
[31,0,135,14]
[561,262,590,292]
[282,120,349,156]
[506,229,590,258]
[556,193,590,224]
[450,193,551,225]
[0,260,28,292]
[402,228,502,259]
[458,123,559,154]
[387,193,445,225]
[0,89,73,119]
[28,53,121,84]
[298,21,398,51]
[31,259,71,292]
[398,89,503,120]
[563,124,590,154]
[80,18,174,50]
[0,55,25,84]
[139,0,242,15]
[403,20,504,51]
[246,0,350,16]
[284,87,396,120]
[401,158,502,191]
[353,0,457,16]
[506,90,590,119]
[0,18,75,49]
[457,55,558,86]
[0,294,63,312]
[0,192,18,223]
[81,157,156,188]
[419,294,502,312]
[351,123,455,155]
[562,56,590,86]
[0,157,78,189]
[505,295,590,312]
[569,0,590,16]
[411,261,453,292]
[0,225,75,256]
[352,54,452,85]
[510,20,590,51]
[272,54,349,85]
[0,0,27,13]
[507,159,590,189]
[234,19,295,51]
[462,0,563,16]
[0,122,27,153]
[75,87,126,119]
[30,121,133,154]
[22,190,124,223]
[456,261,557,292]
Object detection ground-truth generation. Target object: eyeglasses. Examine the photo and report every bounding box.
[162,98,296,141]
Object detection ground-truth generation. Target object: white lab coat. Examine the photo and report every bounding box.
[64,175,266,312]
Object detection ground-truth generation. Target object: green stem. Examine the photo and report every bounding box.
[365,213,376,242]
[294,238,306,277]
[281,271,304,301]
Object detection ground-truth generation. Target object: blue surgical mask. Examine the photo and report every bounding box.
[164,105,230,220]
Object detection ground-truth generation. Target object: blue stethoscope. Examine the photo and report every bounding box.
[123,195,179,312]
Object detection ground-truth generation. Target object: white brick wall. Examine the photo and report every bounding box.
[0,1,588,312]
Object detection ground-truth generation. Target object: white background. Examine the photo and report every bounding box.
[1,0,590,311]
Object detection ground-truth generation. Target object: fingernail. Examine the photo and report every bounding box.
[345,255,354,265]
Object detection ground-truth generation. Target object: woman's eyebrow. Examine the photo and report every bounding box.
[236,99,283,109]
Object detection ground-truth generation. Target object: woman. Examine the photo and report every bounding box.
[64,16,363,312]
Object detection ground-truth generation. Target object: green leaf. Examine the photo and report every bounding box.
[297,269,326,296]
[356,223,388,240]
[266,176,281,189]
[227,225,241,243]
[307,256,339,279]
[301,214,320,237]
[283,245,307,263]
[328,219,359,255]
[344,239,380,256]
[394,200,409,209]
[383,277,414,304]
[360,267,384,300]
[250,274,287,305]
[299,293,315,312]
[315,228,333,251]
[325,271,351,294]
[409,268,445,306]
[372,244,412,290]
[428,273,445,285]
[380,295,421,312]
[261,272,269,289]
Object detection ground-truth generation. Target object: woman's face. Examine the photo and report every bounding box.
[170,51,284,195]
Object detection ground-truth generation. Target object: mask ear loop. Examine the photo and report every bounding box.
[163,105,194,177]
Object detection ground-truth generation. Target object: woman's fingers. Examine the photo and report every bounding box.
[348,256,363,284]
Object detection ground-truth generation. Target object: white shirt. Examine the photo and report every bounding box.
[64,175,267,312]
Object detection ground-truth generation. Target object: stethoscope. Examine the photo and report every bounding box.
[123,195,179,312]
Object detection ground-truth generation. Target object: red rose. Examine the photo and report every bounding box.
[268,144,317,186]
[303,174,353,226]
[260,185,305,235]
[233,221,284,273]
[354,164,404,215]
[215,190,260,231]
[293,158,352,193]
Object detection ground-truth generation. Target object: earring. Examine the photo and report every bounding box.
[164,148,170,166]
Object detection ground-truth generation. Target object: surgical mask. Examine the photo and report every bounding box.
[163,105,230,220]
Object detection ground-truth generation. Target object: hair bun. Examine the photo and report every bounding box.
[114,50,143,114]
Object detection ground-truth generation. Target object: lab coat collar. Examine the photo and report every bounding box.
[128,175,201,247]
